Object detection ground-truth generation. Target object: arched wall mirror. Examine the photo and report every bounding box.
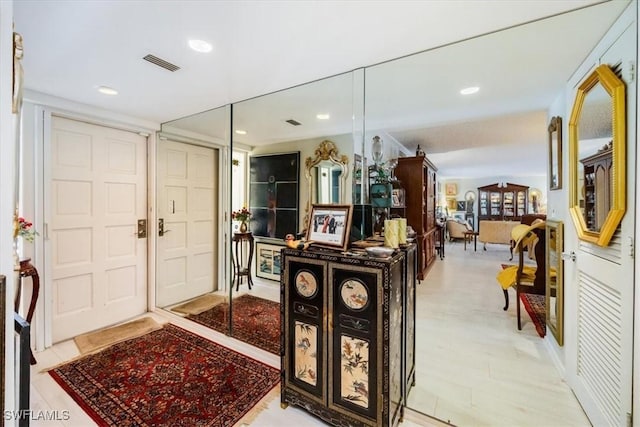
[569,64,626,246]
[304,140,349,226]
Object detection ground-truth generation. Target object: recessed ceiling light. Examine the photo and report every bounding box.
[235,129,247,135]
[97,86,118,95]
[460,86,480,95]
[188,39,213,53]
[316,113,330,120]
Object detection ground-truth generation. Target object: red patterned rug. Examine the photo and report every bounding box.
[521,293,546,338]
[49,324,279,426]
[187,294,280,355]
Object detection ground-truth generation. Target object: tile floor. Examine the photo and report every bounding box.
[27,239,588,426]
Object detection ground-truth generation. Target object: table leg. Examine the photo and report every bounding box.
[474,234,477,251]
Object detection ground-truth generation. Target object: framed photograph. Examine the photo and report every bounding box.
[548,116,562,190]
[391,188,405,208]
[305,204,353,251]
[456,201,465,212]
[445,183,458,196]
[255,242,284,281]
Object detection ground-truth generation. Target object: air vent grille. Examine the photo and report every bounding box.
[143,54,180,72]
[285,119,301,126]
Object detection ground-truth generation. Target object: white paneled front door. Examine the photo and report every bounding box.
[49,116,148,343]
[156,140,218,308]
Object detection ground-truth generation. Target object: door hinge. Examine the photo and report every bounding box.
[626,411,632,427]
[629,61,635,83]
[628,237,634,258]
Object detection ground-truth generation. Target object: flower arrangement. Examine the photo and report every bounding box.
[17,217,38,242]
[232,207,251,223]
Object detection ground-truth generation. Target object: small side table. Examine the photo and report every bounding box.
[232,232,254,291]
[463,231,479,252]
[15,258,39,365]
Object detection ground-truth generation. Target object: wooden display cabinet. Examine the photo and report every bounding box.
[281,247,414,427]
[477,182,529,221]
[580,146,612,231]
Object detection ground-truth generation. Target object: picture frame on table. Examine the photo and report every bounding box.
[255,242,284,281]
[305,204,353,251]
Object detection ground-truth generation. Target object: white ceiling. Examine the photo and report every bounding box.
[14,0,630,178]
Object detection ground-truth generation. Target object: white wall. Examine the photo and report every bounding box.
[1,0,17,418]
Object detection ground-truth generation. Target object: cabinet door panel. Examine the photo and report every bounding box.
[329,264,379,421]
[283,257,326,402]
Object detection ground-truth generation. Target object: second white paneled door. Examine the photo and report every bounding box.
[156,140,218,308]
[49,116,148,343]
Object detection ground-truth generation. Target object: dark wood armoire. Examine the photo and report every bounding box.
[394,155,438,280]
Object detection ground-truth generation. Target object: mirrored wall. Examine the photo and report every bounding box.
[156,1,632,423]
[228,71,359,353]
[158,105,232,332]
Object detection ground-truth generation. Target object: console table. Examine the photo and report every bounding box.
[232,232,254,291]
[15,258,39,365]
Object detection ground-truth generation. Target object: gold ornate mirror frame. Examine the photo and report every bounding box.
[568,64,626,246]
[546,220,564,346]
[304,140,349,227]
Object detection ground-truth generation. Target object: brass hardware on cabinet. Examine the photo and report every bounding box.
[137,219,147,238]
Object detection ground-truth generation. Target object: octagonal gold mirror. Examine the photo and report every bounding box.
[569,64,626,247]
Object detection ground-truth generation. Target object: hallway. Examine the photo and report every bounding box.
[411,240,589,426]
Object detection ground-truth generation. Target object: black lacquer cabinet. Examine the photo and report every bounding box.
[280,247,414,427]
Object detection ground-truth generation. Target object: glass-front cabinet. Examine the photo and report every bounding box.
[477,183,529,221]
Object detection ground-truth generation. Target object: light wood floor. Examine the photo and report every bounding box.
[28,240,588,426]
[410,240,590,426]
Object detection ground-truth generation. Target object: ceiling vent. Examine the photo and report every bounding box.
[143,54,180,72]
[285,119,302,126]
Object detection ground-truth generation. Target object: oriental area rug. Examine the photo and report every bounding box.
[521,293,546,338]
[48,324,280,426]
[187,294,280,355]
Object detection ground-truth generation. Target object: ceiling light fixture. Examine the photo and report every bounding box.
[188,39,213,53]
[460,86,480,95]
[97,86,118,95]
[316,113,330,120]
[235,129,247,135]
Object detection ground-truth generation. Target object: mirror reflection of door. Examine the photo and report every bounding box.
[156,139,219,308]
[158,106,230,334]
[315,163,342,204]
